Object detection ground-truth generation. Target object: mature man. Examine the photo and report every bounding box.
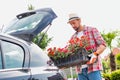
[67,13,106,80]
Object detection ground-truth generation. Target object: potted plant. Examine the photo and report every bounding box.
[47,36,91,68]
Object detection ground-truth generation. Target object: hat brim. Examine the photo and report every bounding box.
[67,17,80,23]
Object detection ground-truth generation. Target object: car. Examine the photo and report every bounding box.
[0,8,67,80]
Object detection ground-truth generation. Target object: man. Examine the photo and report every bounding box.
[67,13,106,80]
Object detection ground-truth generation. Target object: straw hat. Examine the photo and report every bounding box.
[68,13,80,23]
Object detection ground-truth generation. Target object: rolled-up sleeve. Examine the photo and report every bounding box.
[92,28,106,47]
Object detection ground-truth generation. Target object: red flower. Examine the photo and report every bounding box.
[47,36,90,59]
[47,47,56,57]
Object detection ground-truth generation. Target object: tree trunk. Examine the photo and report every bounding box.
[110,52,116,71]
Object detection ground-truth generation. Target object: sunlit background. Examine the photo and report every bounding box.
[0,0,120,57]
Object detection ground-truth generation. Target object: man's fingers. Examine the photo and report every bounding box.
[91,58,96,63]
[86,58,97,64]
[86,61,90,64]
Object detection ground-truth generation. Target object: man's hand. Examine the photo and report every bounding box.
[47,59,53,66]
[87,52,98,64]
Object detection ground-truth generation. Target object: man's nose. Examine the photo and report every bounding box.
[72,25,76,28]
[71,24,74,27]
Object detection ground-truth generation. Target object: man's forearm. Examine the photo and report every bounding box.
[95,45,106,55]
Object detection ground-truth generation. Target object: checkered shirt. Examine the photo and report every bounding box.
[72,25,106,73]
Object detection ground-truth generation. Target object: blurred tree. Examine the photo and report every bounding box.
[101,30,120,71]
[32,32,53,50]
[102,59,110,73]
[117,38,120,47]
[116,53,120,69]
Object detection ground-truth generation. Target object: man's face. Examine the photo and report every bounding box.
[69,19,80,32]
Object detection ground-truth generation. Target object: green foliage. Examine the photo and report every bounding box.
[115,53,120,69]
[103,70,120,80]
[32,32,52,50]
[101,30,120,71]
[67,74,78,78]
[102,73,111,80]
[28,4,35,10]
[116,53,120,62]
[101,31,119,49]
[102,59,110,73]
[117,38,120,47]
[111,70,120,80]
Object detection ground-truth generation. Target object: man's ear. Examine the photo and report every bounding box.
[77,19,81,24]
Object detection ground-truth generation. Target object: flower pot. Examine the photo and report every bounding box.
[50,48,91,69]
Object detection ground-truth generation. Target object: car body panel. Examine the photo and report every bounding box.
[0,34,31,80]
[0,34,67,80]
[0,68,31,80]
[30,67,62,80]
